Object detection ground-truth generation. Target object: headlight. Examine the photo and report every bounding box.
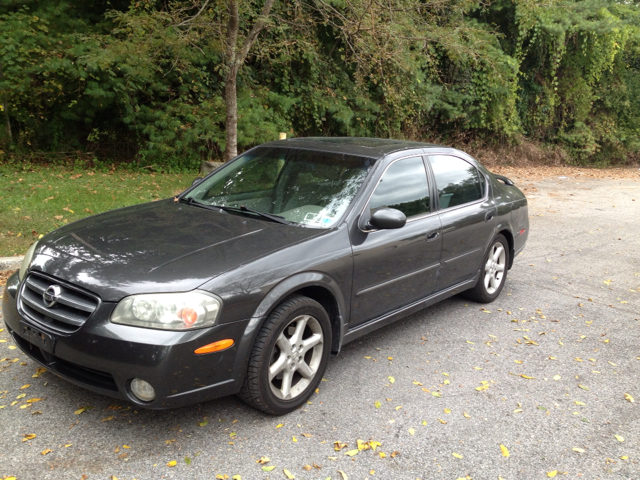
[19,241,38,281]
[110,291,222,330]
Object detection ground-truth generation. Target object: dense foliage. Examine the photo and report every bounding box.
[1,0,639,167]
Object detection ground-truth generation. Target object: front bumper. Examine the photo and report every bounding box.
[2,272,258,409]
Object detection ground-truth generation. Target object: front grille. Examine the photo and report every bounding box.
[18,272,100,334]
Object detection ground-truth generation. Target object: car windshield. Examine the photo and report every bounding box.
[185,147,375,228]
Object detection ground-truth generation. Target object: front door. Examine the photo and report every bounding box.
[350,156,442,327]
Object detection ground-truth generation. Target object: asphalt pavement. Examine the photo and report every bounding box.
[1,174,639,480]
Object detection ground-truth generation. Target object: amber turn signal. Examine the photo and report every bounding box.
[194,339,234,355]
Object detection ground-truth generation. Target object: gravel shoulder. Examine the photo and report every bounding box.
[1,171,639,480]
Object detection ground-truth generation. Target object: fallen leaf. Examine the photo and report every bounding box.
[431,392,441,398]
[369,441,381,451]
[334,441,347,451]
[283,469,295,479]
[167,460,177,467]
[344,449,359,457]
[262,466,276,472]
[303,465,312,471]
[22,433,36,442]
[452,452,463,459]
[338,470,348,480]
[547,471,558,477]
[20,384,30,389]
[374,401,381,408]
[615,435,624,442]
[520,374,535,379]
[276,423,284,429]
[256,457,270,465]
[388,376,395,384]
[408,428,415,435]
[573,448,585,453]
[500,444,510,457]
[101,416,114,422]
[41,449,53,455]
[463,412,471,419]
[232,476,241,480]
[578,385,589,390]
[438,418,447,424]
[379,452,386,458]
[624,393,634,403]
[198,420,209,427]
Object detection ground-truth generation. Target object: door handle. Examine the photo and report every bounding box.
[485,211,495,222]
[426,230,440,241]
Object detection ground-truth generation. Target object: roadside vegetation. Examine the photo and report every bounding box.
[0,165,193,256]
[1,0,640,169]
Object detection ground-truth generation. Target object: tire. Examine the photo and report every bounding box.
[463,234,510,303]
[238,295,332,415]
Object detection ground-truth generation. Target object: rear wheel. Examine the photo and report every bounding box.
[463,234,509,303]
[239,295,331,415]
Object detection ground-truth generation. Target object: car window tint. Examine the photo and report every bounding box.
[369,156,430,217]
[428,155,484,209]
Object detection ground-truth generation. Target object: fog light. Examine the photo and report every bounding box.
[130,378,156,402]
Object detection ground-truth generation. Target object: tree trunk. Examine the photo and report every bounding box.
[0,63,12,143]
[224,67,238,161]
[222,0,276,162]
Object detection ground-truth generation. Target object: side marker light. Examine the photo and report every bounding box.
[194,339,235,355]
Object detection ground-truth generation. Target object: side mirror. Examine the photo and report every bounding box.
[192,177,204,187]
[367,208,406,230]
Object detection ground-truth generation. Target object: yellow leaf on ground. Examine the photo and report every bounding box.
[369,441,381,451]
[344,449,359,457]
[292,436,297,442]
[22,434,36,441]
[232,475,241,480]
[283,469,295,479]
[74,408,86,415]
[374,401,381,408]
[452,452,463,459]
[520,374,535,379]
[438,418,447,424]
[408,428,415,435]
[431,392,442,398]
[167,460,177,467]
[500,444,510,457]
[334,441,347,451]
[338,470,348,480]
[262,466,276,472]
[615,435,625,442]
[547,471,558,477]
[101,416,114,422]
[624,393,634,403]
[379,452,386,458]
[412,381,423,385]
[256,456,270,465]
[388,376,395,384]
[573,448,585,453]
[20,385,30,389]
[41,449,52,455]
[463,412,471,419]
[276,423,284,429]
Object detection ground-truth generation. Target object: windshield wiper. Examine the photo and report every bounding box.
[178,197,222,212]
[212,205,292,225]
[179,197,292,225]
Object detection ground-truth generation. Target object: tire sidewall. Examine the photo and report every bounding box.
[258,299,332,414]
[481,234,510,301]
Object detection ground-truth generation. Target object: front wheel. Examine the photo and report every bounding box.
[238,295,331,415]
[463,234,510,303]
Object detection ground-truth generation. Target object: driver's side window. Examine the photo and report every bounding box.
[369,157,430,218]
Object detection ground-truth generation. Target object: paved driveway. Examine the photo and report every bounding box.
[1,174,639,480]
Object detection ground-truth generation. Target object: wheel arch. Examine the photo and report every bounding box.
[497,226,515,269]
[252,272,347,354]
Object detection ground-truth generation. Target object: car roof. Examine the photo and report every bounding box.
[262,137,443,159]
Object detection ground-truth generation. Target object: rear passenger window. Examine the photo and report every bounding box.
[369,156,430,218]
[428,155,485,209]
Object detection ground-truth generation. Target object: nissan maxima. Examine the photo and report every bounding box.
[3,137,528,415]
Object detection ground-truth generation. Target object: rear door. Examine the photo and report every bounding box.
[349,156,442,327]
[427,155,496,290]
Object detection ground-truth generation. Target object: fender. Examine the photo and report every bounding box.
[253,271,348,353]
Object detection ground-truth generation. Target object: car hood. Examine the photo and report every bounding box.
[29,199,324,301]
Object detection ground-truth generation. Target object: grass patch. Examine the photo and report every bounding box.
[0,166,196,257]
